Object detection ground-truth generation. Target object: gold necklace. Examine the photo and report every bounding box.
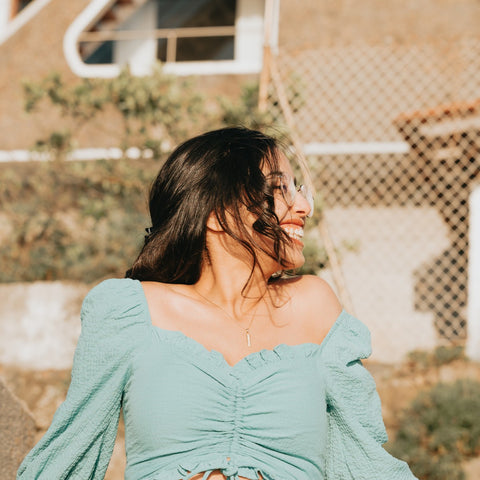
[193,289,259,347]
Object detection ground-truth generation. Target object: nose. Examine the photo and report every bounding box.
[294,187,313,218]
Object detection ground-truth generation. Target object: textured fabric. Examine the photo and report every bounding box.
[17,278,417,480]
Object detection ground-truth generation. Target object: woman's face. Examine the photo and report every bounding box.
[211,151,312,276]
[255,153,313,272]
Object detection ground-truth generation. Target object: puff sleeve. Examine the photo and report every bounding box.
[322,312,417,479]
[17,278,149,479]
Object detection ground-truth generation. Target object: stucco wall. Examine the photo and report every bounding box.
[279,0,480,49]
[0,0,91,149]
[0,282,90,370]
[3,1,480,149]
[0,0,255,150]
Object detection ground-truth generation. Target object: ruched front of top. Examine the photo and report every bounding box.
[17,278,417,480]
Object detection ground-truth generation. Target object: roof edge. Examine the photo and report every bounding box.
[63,0,121,78]
[0,0,53,45]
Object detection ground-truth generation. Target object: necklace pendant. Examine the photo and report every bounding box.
[245,329,252,347]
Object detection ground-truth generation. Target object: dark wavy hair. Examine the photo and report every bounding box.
[125,127,292,285]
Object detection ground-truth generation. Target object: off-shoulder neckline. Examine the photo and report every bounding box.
[131,278,350,370]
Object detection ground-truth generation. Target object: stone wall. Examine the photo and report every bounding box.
[0,378,36,478]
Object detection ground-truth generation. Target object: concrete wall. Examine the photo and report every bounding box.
[320,206,449,363]
[0,272,439,368]
[467,185,480,362]
[0,282,89,370]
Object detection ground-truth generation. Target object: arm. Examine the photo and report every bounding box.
[322,313,418,479]
[17,279,147,479]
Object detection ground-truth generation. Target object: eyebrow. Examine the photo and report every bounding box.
[265,170,284,178]
[265,171,298,184]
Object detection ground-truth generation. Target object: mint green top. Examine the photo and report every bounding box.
[17,278,416,480]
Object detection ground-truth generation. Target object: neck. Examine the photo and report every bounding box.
[193,231,281,314]
[194,257,268,314]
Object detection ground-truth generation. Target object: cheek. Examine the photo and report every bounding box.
[274,198,289,221]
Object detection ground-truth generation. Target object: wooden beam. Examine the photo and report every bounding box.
[78,25,236,43]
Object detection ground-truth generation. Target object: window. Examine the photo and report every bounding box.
[67,0,274,77]
[155,0,236,63]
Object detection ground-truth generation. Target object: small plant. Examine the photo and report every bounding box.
[33,130,72,161]
[215,81,293,143]
[387,379,480,480]
[433,345,465,365]
[23,64,206,159]
[407,345,465,370]
[0,158,160,283]
[218,82,273,130]
[297,196,328,275]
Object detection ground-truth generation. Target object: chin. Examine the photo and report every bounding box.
[288,257,306,271]
[257,235,306,274]
[282,245,306,271]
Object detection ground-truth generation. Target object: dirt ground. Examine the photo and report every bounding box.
[4,356,480,479]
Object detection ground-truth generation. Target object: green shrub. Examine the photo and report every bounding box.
[0,158,160,283]
[387,379,480,480]
[433,345,465,365]
[23,68,295,159]
[0,156,328,283]
[217,82,279,133]
[2,70,331,283]
[23,64,206,155]
[407,345,465,370]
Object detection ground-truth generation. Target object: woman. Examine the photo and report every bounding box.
[17,127,416,479]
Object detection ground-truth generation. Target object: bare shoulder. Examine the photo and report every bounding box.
[295,275,343,317]
[139,280,180,314]
[140,280,171,297]
[280,275,343,341]
[139,281,193,329]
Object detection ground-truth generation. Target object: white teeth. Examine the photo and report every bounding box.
[282,226,304,240]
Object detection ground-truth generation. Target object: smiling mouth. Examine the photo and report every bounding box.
[282,225,304,241]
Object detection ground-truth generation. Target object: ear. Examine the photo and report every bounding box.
[206,211,224,232]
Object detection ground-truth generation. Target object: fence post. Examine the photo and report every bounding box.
[467,184,480,362]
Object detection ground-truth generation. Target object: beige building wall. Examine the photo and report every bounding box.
[2,0,480,149]
[279,0,480,49]
[0,0,255,149]
[0,0,91,149]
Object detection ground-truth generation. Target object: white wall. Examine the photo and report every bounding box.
[235,0,265,71]
[0,282,89,370]
[113,0,158,76]
[467,184,480,362]
[320,206,449,363]
[0,1,11,33]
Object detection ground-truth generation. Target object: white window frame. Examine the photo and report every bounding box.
[64,0,279,78]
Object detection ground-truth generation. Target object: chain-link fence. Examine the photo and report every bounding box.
[268,39,480,356]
